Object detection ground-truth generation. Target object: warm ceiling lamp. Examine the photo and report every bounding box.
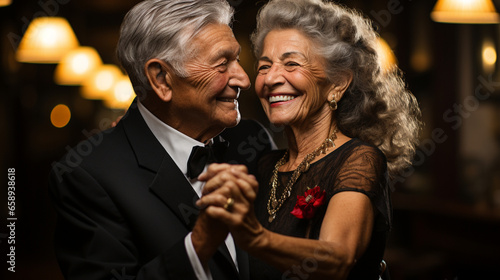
[482,39,497,73]
[0,0,12,7]
[81,64,123,100]
[104,75,136,109]
[431,0,500,23]
[16,17,79,63]
[376,37,397,73]
[55,47,102,85]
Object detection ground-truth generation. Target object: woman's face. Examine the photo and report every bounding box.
[255,29,334,127]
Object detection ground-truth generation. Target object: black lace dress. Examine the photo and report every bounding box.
[250,138,392,280]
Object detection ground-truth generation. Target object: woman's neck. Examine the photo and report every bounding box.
[282,120,336,172]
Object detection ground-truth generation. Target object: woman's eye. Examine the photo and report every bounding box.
[284,61,300,71]
[257,65,271,74]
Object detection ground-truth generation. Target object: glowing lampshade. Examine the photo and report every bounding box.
[104,75,136,109]
[376,38,397,73]
[16,17,79,63]
[55,47,102,85]
[51,104,71,128]
[431,0,500,23]
[81,64,122,100]
[0,0,12,7]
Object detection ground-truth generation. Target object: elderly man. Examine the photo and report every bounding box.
[49,1,274,279]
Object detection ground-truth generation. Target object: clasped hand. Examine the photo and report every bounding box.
[196,163,265,251]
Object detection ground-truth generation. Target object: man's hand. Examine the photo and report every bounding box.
[190,208,229,267]
[189,164,249,267]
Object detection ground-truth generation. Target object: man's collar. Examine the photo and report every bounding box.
[137,100,205,176]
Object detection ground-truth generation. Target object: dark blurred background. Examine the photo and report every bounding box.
[1,0,499,279]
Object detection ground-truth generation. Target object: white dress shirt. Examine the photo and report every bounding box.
[137,101,237,280]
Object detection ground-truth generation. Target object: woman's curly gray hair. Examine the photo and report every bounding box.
[251,0,422,176]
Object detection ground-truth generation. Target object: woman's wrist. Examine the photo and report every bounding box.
[245,226,271,255]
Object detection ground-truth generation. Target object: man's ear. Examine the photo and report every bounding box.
[327,72,353,102]
[145,58,173,102]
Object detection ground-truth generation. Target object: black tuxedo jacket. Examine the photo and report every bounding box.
[49,101,274,280]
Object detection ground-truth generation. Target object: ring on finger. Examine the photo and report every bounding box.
[224,197,234,211]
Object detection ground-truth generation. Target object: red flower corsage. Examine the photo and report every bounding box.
[290,186,326,219]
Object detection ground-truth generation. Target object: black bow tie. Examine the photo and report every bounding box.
[187,136,228,179]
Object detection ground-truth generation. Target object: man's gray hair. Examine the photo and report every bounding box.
[117,0,234,89]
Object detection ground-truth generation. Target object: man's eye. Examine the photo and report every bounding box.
[218,60,228,67]
[216,60,228,71]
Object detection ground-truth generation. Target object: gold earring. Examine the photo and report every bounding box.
[329,98,337,111]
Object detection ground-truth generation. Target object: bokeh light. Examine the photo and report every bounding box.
[50,104,71,128]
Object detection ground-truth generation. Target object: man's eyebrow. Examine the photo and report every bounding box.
[212,46,241,63]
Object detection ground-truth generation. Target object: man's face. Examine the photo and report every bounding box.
[168,24,250,141]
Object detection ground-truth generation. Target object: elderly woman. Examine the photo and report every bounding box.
[198,0,421,279]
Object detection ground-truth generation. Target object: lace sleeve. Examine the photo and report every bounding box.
[332,144,392,230]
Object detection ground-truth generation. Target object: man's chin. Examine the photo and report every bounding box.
[223,110,240,128]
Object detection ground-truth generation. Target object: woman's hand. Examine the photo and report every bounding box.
[197,164,267,251]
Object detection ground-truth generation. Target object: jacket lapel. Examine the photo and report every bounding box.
[236,246,250,280]
[149,153,200,230]
[122,100,199,229]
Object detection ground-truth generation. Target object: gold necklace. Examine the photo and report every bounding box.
[267,129,338,223]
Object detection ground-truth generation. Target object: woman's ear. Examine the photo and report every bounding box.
[329,72,353,102]
[145,59,173,102]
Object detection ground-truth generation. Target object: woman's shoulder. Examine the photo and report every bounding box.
[326,138,388,178]
[340,138,386,162]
